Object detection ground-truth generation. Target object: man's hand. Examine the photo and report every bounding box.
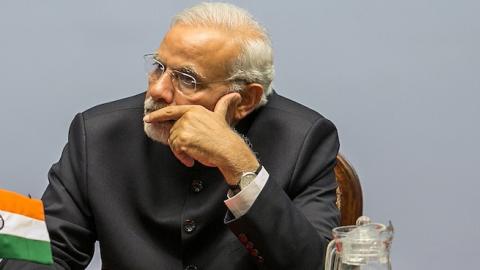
[143,92,259,185]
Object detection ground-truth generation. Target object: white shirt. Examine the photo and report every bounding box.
[224,166,269,218]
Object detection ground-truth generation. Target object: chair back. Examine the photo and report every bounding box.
[334,154,363,226]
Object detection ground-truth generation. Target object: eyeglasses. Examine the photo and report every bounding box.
[144,53,237,95]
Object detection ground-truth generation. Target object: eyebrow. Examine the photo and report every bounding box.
[177,66,205,81]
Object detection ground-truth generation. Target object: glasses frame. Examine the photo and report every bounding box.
[144,53,240,94]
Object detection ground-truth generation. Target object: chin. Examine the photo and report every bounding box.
[144,96,175,144]
[144,121,173,145]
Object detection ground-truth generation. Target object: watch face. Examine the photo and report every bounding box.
[239,172,257,189]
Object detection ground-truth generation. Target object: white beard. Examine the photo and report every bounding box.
[143,96,174,145]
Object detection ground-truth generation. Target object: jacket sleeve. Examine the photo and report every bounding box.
[1,113,96,270]
[225,117,340,270]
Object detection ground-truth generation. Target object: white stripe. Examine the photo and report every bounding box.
[0,210,50,242]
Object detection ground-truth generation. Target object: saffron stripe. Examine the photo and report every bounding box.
[0,210,50,242]
[0,189,44,221]
[0,234,53,265]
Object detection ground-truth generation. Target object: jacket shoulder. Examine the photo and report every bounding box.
[263,92,327,124]
[82,92,145,120]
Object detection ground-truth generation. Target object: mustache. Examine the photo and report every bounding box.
[144,96,169,115]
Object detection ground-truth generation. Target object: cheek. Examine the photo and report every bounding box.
[198,99,217,111]
[185,91,224,111]
[167,90,192,106]
[172,96,189,105]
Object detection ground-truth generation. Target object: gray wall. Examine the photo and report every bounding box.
[1,1,478,269]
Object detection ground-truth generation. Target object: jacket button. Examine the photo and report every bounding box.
[184,219,197,233]
[238,233,248,243]
[246,241,254,250]
[250,249,259,257]
[257,256,264,263]
[185,265,198,270]
[191,179,204,193]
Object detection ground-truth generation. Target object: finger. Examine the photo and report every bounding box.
[213,92,241,118]
[143,105,196,123]
[170,126,216,168]
[173,149,195,167]
[198,160,216,167]
[169,137,195,167]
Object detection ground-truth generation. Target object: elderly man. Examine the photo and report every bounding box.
[1,2,339,270]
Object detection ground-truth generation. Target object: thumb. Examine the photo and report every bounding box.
[213,92,241,119]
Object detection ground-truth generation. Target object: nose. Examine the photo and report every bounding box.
[147,72,175,104]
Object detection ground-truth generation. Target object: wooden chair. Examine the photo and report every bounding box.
[334,153,363,226]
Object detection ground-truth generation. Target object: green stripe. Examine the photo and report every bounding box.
[0,234,53,265]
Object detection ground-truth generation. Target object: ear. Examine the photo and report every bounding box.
[233,83,264,122]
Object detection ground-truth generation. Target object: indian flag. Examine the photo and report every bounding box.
[0,189,53,264]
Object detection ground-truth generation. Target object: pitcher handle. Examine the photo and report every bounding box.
[325,239,337,270]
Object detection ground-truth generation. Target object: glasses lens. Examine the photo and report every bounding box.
[173,71,197,94]
[144,55,164,79]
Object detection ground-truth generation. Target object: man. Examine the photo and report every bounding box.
[1,2,339,270]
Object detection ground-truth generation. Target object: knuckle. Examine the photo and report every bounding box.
[182,111,192,120]
[177,132,191,145]
[165,108,174,115]
[190,106,204,115]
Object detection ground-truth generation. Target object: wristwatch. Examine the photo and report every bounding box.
[228,165,262,196]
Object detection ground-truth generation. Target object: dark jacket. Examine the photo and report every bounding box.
[1,91,339,270]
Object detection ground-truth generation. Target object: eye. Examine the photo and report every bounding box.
[176,72,197,89]
[153,61,165,73]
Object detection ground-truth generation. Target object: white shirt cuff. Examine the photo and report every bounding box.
[224,166,269,219]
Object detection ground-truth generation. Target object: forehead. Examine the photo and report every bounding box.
[156,24,241,79]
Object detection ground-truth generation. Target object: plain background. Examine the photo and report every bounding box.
[1,0,479,269]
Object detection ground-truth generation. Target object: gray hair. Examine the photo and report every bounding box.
[171,2,274,106]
